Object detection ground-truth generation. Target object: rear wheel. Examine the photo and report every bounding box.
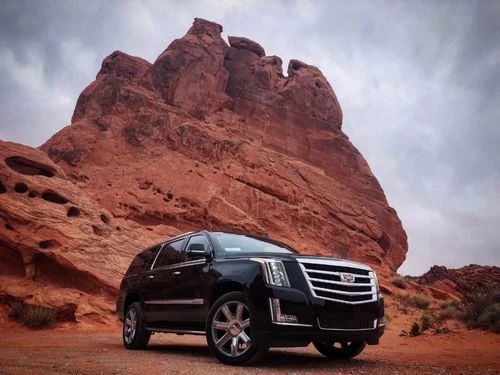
[313,340,366,359]
[206,292,268,365]
[123,302,151,349]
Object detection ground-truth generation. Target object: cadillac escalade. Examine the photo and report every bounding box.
[116,230,385,365]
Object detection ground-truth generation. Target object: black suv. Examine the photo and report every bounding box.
[117,231,385,365]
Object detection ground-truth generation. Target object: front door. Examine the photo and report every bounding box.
[164,234,212,324]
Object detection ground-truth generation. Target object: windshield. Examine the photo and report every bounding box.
[212,232,294,254]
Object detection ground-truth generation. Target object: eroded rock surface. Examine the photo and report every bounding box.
[0,141,176,323]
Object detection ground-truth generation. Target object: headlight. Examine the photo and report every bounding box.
[373,271,383,299]
[252,258,291,287]
[373,271,380,293]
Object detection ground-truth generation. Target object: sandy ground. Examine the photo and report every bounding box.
[0,319,499,375]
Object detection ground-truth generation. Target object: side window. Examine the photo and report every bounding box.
[144,245,162,270]
[153,239,186,269]
[186,235,210,259]
[126,245,161,275]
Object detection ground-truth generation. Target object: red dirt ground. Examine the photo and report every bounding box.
[0,315,498,375]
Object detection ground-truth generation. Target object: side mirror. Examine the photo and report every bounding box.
[186,243,211,258]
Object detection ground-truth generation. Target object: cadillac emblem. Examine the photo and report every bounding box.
[340,273,355,283]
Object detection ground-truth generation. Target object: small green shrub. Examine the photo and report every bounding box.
[420,312,433,331]
[391,276,408,289]
[402,311,452,337]
[477,303,500,333]
[460,288,500,332]
[409,322,421,336]
[441,298,458,309]
[398,295,413,312]
[439,305,459,321]
[10,303,57,329]
[400,321,422,337]
[412,294,430,309]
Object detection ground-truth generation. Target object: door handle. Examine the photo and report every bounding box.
[172,271,181,275]
[147,275,155,279]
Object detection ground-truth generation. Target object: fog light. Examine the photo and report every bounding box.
[269,298,299,324]
[378,316,387,326]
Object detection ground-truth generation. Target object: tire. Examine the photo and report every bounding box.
[206,292,268,365]
[313,340,366,359]
[123,302,151,350]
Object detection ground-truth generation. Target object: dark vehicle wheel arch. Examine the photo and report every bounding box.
[123,293,140,316]
[209,281,246,307]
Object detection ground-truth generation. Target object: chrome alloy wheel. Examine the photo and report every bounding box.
[123,307,137,345]
[211,300,251,357]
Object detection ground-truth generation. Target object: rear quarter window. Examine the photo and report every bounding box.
[126,244,162,275]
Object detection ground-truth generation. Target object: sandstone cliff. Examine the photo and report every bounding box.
[1,18,407,323]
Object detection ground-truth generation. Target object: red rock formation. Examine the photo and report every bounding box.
[414,265,500,297]
[1,18,408,324]
[41,18,407,272]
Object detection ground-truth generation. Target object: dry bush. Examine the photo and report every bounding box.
[460,287,500,333]
[9,301,24,320]
[412,294,430,309]
[401,321,422,337]
[439,305,460,321]
[10,302,57,329]
[477,303,500,333]
[391,276,408,289]
[402,311,451,337]
[441,299,459,309]
[420,312,433,331]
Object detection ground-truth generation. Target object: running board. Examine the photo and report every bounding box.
[146,327,205,335]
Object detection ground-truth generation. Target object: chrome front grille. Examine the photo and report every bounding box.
[297,258,377,305]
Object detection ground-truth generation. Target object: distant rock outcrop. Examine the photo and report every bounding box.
[413,264,500,297]
[1,18,408,324]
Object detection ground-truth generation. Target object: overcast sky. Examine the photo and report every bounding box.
[1,0,498,275]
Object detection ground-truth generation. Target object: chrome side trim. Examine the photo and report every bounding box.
[151,258,207,272]
[273,321,314,327]
[146,327,205,335]
[317,318,377,331]
[144,299,204,305]
[169,231,195,242]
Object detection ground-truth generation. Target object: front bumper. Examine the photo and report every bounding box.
[247,284,385,347]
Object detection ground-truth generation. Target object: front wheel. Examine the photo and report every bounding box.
[123,302,151,350]
[313,340,366,359]
[206,292,268,365]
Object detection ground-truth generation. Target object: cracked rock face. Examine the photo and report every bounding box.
[1,18,408,324]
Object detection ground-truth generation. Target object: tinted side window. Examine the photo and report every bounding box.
[153,239,186,268]
[126,245,161,275]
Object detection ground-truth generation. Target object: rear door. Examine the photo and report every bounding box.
[142,238,187,324]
